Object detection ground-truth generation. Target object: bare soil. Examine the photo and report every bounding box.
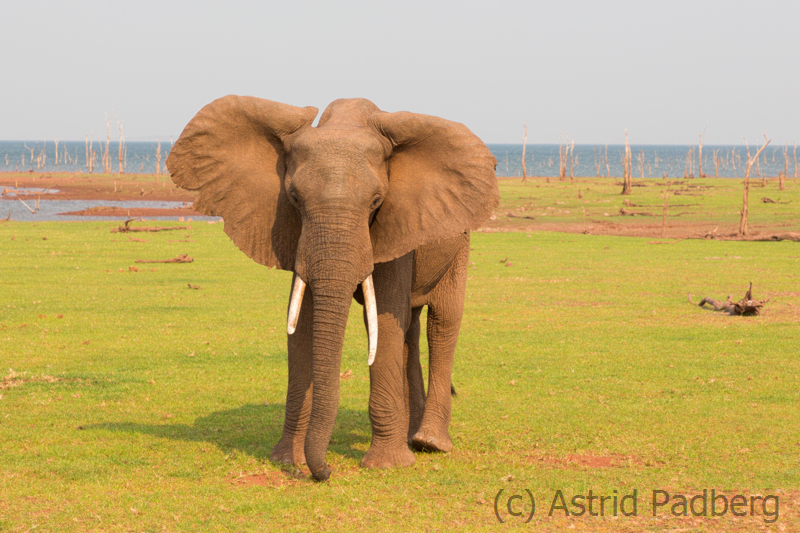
[59,206,202,218]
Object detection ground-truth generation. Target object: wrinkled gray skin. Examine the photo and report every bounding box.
[167,96,498,481]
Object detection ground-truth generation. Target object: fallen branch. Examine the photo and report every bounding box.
[111,218,188,233]
[135,254,193,264]
[17,198,36,213]
[507,213,536,220]
[695,232,800,242]
[0,211,11,224]
[761,197,791,204]
[623,200,699,208]
[619,207,656,216]
[689,282,769,316]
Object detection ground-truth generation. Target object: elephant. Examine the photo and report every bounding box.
[166,96,498,481]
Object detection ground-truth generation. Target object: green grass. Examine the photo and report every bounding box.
[1,214,798,531]
[489,176,800,235]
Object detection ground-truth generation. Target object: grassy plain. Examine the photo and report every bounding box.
[484,175,800,238]
[1,177,799,532]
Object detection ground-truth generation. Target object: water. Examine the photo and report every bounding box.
[0,199,218,222]
[0,140,172,175]
[1,141,797,179]
[488,143,799,179]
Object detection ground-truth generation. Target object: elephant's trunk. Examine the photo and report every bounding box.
[296,214,373,481]
[303,283,352,481]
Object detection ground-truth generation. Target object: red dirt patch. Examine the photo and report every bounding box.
[229,467,309,487]
[59,205,203,218]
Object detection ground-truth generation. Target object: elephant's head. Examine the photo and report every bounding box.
[166,96,497,479]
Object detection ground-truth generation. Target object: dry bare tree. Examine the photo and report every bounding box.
[54,138,59,166]
[739,134,771,236]
[569,139,575,183]
[780,143,788,190]
[521,124,528,182]
[637,150,645,179]
[102,113,112,174]
[683,146,695,178]
[755,148,763,182]
[794,143,798,179]
[605,143,610,178]
[712,149,719,178]
[88,136,97,173]
[621,129,632,195]
[114,110,126,174]
[593,146,602,177]
[558,134,568,180]
[155,140,162,182]
[24,143,34,170]
[698,128,707,177]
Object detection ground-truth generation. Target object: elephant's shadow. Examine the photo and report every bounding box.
[90,403,371,464]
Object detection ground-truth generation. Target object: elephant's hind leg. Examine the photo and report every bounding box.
[271,279,313,466]
[411,238,469,453]
[405,307,425,444]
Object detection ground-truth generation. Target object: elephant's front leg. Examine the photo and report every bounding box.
[271,275,314,465]
[361,257,416,470]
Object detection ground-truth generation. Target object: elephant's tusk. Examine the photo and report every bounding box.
[287,275,306,335]
[363,275,378,366]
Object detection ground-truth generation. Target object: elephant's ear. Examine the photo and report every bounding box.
[166,95,317,270]
[368,111,498,263]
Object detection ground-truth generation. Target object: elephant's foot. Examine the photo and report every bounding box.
[411,426,453,453]
[270,436,306,466]
[361,444,416,470]
[309,462,332,482]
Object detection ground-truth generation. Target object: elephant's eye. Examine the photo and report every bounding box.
[290,191,299,205]
[371,195,382,209]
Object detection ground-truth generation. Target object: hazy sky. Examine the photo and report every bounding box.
[1,1,798,145]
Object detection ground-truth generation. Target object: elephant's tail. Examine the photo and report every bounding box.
[450,384,457,398]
